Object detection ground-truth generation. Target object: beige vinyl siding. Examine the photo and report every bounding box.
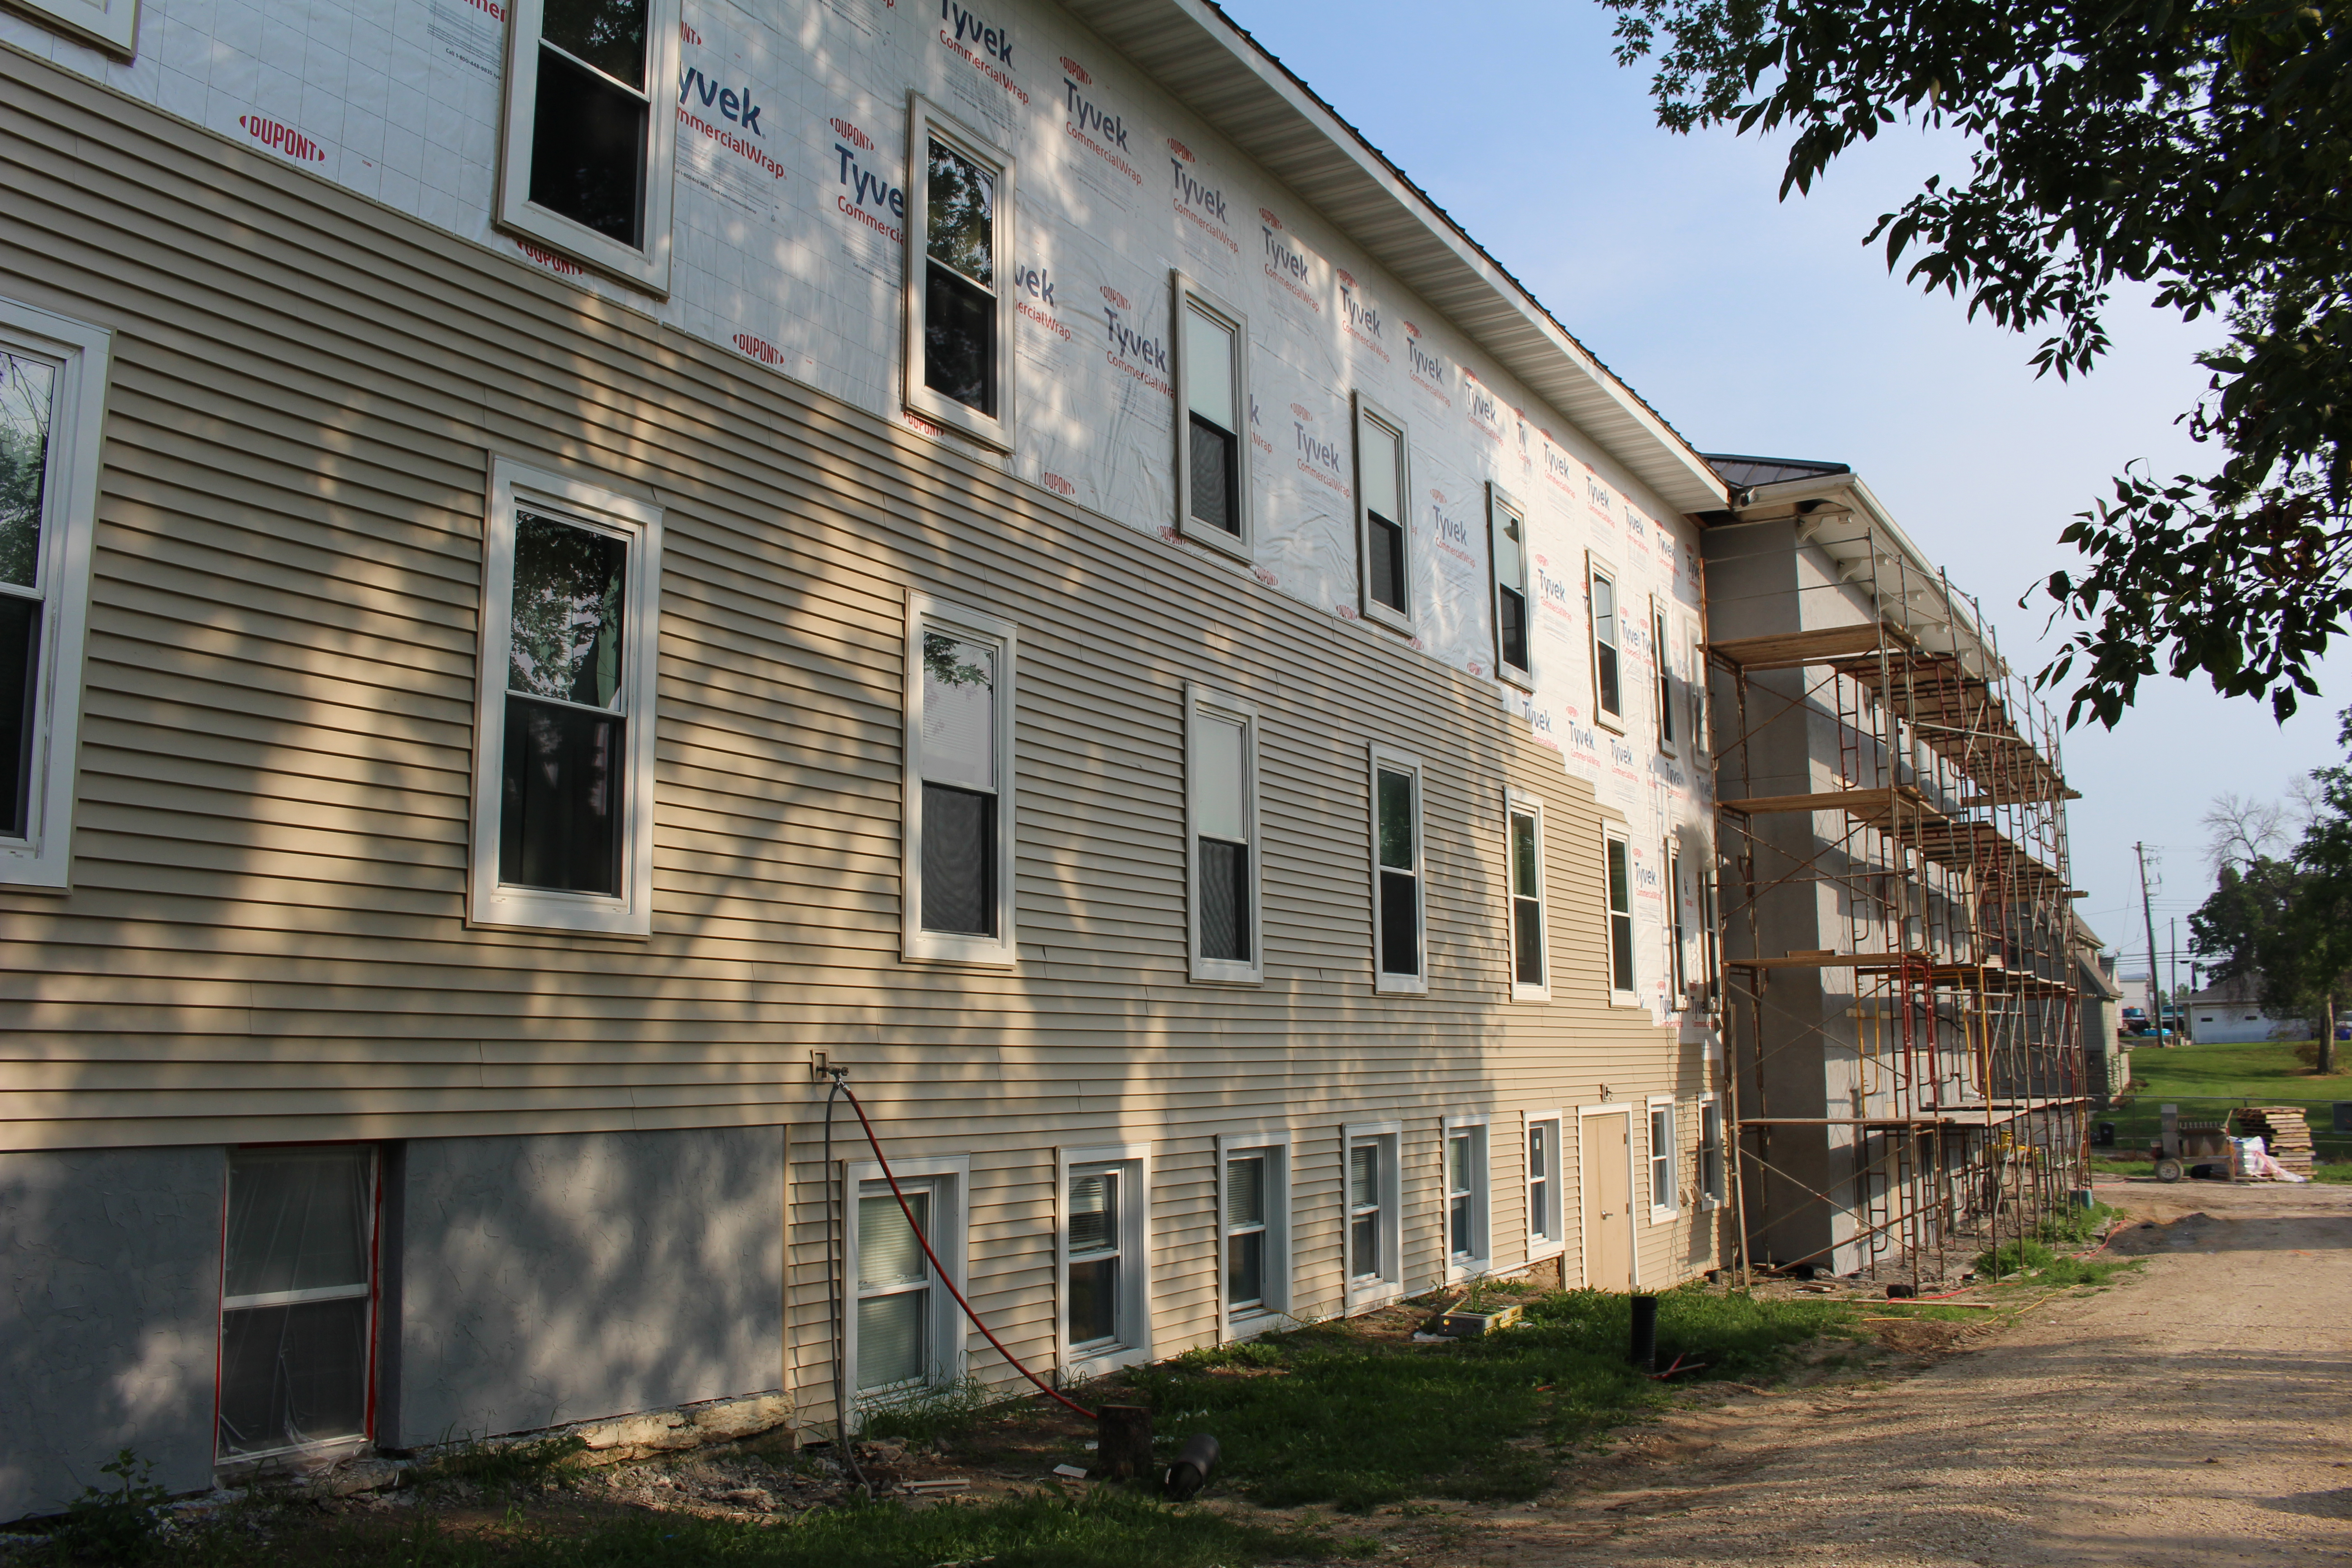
[0,44,1715,1409]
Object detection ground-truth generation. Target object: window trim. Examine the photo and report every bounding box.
[469,458,663,936]
[1603,826,1639,1006]
[1653,596,1677,756]
[1055,1142,1153,1382]
[1368,745,1427,995]
[1487,483,1534,690]
[1172,272,1252,559]
[1646,1096,1679,1223]
[1523,1110,1565,1261]
[1667,842,1689,1008]
[1185,685,1264,985]
[840,1154,970,1420]
[1440,1113,1492,1282]
[1341,1121,1404,1313]
[9,0,137,56]
[902,94,1019,450]
[493,0,682,292]
[0,299,108,890]
[1686,621,1710,756]
[1505,787,1548,1002]
[1588,554,1625,732]
[1696,1096,1725,1209]
[901,590,1019,965]
[1214,1129,1292,1341]
[1351,394,1413,635]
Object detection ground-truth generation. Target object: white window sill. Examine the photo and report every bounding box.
[1360,604,1415,639]
[1595,715,1626,735]
[902,937,1018,967]
[1181,520,1254,562]
[1346,1281,1404,1315]
[1511,984,1551,1004]
[1224,1307,1291,1340]
[1376,973,1428,995]
[1190,961,1264,987]
[1609,992,1646,1009]
[1648,1206,1679,1225]
[1526,1241,1566,1264]
[1445,1258,1493,1285]
[1064,1342,1152,1384]
[1498,666,1535,693]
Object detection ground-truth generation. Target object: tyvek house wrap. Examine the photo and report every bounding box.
[3,0,1715,1024]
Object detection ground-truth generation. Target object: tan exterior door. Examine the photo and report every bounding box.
[1581,1112,1632,1291]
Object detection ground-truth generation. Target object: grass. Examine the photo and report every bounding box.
[147,1489,1356,1568]
[1124,1284,1861,1512]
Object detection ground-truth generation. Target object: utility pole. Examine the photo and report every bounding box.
[2136,841,2165,1046]
[2170,917,2180,1046]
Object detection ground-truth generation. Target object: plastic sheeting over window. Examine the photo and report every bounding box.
[217,1147,375,1459]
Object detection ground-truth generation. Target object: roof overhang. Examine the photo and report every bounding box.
[1058,0,1728,516]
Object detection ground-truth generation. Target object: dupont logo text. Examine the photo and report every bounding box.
[830,117,873,150]
[1059,54,1090,82]
[240,114,325,162]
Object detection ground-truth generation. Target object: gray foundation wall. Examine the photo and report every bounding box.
[390,1127,786,1449]
[0,1146,224,1519]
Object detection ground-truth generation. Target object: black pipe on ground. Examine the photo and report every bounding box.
[1163,1433,1220,1501]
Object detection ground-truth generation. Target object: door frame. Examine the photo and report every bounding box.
[1575,1103,1641,1290]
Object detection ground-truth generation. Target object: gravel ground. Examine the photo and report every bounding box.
[1431,1178,2352,1567]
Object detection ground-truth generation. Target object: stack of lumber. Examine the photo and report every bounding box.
[2234,1107,2316,1173]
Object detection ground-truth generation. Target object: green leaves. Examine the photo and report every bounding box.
[1604,0,2352,725]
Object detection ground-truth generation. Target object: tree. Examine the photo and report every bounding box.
[2280,708,2352,1071]
[1601,0,2352,726]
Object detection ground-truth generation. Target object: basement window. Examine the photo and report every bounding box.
[1343,1122,1402,1310]
[1490,485,1532,687]
[1354,397,1412,632]
[843,1156,968,1406]
[1176,276,1250,553]
[1507,789,1547,1000]
[470,460,662,936]
[1590,559,1623,726]
[1648,1099,1678,1220]
[1442,1117,1490,1278]
[496,0,681,289]
[1217,1134,1290,1335]
[904,100,1016,448]
[902,593,1018,964]
[1188,686,1262,983]
[1525,1113,1563,1256]
[216,1146,378,1461]
[1370,748,1425,993]
[1698,1099,1725,1207]
[1059,1145,1152,1378]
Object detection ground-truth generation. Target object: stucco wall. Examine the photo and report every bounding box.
[0,1146,222,1519]
[391,1128,785,1448]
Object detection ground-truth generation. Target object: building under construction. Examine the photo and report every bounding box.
[1699,457,2090,1283]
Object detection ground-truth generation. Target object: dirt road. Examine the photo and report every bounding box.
[1461,1178,2352,1566]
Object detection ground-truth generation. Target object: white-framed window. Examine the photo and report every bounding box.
[1699,868,1720,995]
[1174,274,1250,554]
[216,1145,380,1462]
[1589,557,1623,727]
[0,300,107,890]
[10,0,137,55]
[1524,1111,1564,1258]
[1215,1132,1291,1338]
[495,0,681,290]
[902,592,1018,964]
[1668,843,1689,1004]
[1369,746,1425,993]
[1187,686,1262,984]
[1058,1144,1152,1379]
[842,1155,969,1409]
[1441,1115,1490,1279]
[1604,829,1637,1000]
[903,96,1017,448]
[1342,1122,1403,1311]
[1352,396,1412,632]
[1506,789,1546,1001]
[1647,1098,1678,1220]
[1488,484,1532,687]
[469,459,662,936]
[1687,623,1709,755]
[1653,597,1676,755]
[1697,1098,1725,1208]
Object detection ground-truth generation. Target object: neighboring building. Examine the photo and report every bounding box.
[2074,921,2126,1102]
[0,0,1733,1515]
[1698,459,2087,1278]
[2185,978,2303,1044]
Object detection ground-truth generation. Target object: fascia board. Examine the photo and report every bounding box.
[1060,0,1727,517]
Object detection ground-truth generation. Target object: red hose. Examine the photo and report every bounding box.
[836,1081,1100,1422]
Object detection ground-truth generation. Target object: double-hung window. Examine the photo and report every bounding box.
[0,300,107,889]
[1604,830,1636,999]
[1441,1117,1490,1277]
[1187,687,1261,983]
[1590,560,1623,726]
[1059,1145,1151,1377]
[217,1146,379,1461]
[904,99,1016,446]
[902,594,1017,963]
[1175,276,1250,552]
[1353,397,1411,632]
[1489,485,1533,686]
[844,1156,967,1405]
[1647,1099,1678,1219]
[1687,627,1710,755]
[1697,1099,1725,1207]
[497,0,681,289]
[1654,598,1676,754]
[1342,1123,1402,1309]
[470,460,662,935]
[1369,748,1425,993]
[1216,1133,1289,1336]
[1506,789,1546,1000]
[1525,1113,1563,1256]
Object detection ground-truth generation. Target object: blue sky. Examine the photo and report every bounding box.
[1222,0,2352,958]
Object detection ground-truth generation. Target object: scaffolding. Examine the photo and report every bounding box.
[1706,515,2089,1287]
